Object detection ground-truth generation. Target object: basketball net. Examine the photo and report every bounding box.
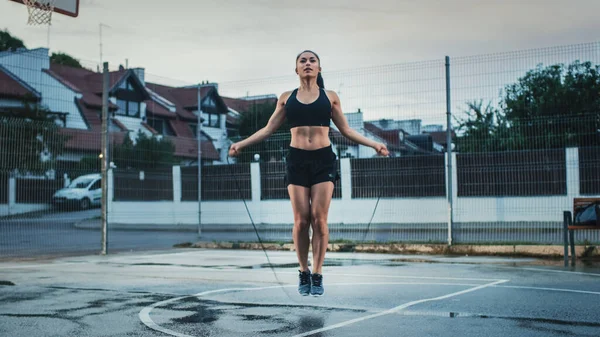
[22,0,57,25]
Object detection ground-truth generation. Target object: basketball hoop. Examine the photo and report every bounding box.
[22,0,57,25]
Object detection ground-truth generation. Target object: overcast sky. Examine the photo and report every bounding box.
[2,0,599,84]
[1,0,599,124]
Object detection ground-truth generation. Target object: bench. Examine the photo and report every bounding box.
[563,198,600,267]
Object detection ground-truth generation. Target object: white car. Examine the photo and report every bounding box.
[52,173,102,210]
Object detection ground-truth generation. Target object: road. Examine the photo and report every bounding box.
[0,209,200,260]
[3,208,600,259]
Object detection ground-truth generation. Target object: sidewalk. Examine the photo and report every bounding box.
[73,219,600,260]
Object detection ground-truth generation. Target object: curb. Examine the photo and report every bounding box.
[178,242,600,259]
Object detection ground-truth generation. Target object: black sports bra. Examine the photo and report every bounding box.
[284,88,331,128]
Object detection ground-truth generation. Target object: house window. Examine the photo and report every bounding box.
[148,118,174,136]
[203,113,220,128]
[115,79,142,118]
[116,99,140,117]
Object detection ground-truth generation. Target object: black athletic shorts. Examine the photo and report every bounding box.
[284,145,339,188]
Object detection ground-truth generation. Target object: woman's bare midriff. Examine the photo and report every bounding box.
[289,126,331,150]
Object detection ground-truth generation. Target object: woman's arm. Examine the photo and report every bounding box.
[328,90,389,156]
[229,91,291,156]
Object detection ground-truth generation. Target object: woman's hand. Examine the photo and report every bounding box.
[229,142,242,157]
[374,143,389,157]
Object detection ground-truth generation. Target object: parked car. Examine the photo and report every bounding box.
[52,173,102,210]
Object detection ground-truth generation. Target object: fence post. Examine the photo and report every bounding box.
[197,84,203,237]
[173,166,182,203]
[107,168,113,216]
[445,56,454,246]
[8,176,16,215]
[250,162,261,202]
[565,147,580,197]
[101,62,109,256]
[340,157,352,201]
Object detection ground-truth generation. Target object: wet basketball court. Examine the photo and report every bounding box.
[1,249,600,337]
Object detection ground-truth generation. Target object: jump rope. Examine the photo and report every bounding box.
[224,150,386,300]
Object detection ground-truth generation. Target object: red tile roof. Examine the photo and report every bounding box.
[75,98,100,131]
[49,63,127,95]
[0,66,40,101]
[60,128,127,152]
[145,99,175,119]
[425,130,456,145]
[329,128,357,146]
[222,96,277,113]
[46,63,220,161]
[363,122,414,151]
[146,83,216,120]
[364,123,401,145]
[164,135,220,160]
[43,69,80,93]
[170,86,209,109]
[222,96,278,125]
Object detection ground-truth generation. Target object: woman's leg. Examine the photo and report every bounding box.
[288,184,311,272]
[309,181,335,275]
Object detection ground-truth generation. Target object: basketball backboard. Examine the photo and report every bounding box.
[9,0,79,18]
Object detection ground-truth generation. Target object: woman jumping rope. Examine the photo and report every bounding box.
[229,50,389,296]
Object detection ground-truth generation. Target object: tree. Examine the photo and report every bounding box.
[50,52,84,69]
[0,29,26,52]
[502,60,600,149]
[112,131,176,170]
[0,100,69,175]
[235,101,291,163]
[456,60,600,151]
[454,100,526,152]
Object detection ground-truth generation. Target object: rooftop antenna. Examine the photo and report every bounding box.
[99,23,111,64]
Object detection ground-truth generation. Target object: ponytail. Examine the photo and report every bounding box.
[317,72,325,89]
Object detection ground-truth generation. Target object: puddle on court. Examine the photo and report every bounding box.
[157,297,365,336]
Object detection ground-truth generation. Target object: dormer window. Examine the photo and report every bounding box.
[116,99,140,117]
[204,112,220,128]
[114,78,144,118]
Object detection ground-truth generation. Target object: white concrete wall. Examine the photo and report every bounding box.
[0,177,52,216]
[107,148,600,226]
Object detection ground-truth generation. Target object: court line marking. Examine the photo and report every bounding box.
[138,281,489,337]
[496,285,600,296]
[290,279,508,337]
[496,266,600,277]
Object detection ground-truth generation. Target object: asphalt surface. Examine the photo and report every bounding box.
[0,209,201,259]
[1,249,600,337]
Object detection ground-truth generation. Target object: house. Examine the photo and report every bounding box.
[365,117,455,154]
[330,109,416,158]
[0,48,229,175]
